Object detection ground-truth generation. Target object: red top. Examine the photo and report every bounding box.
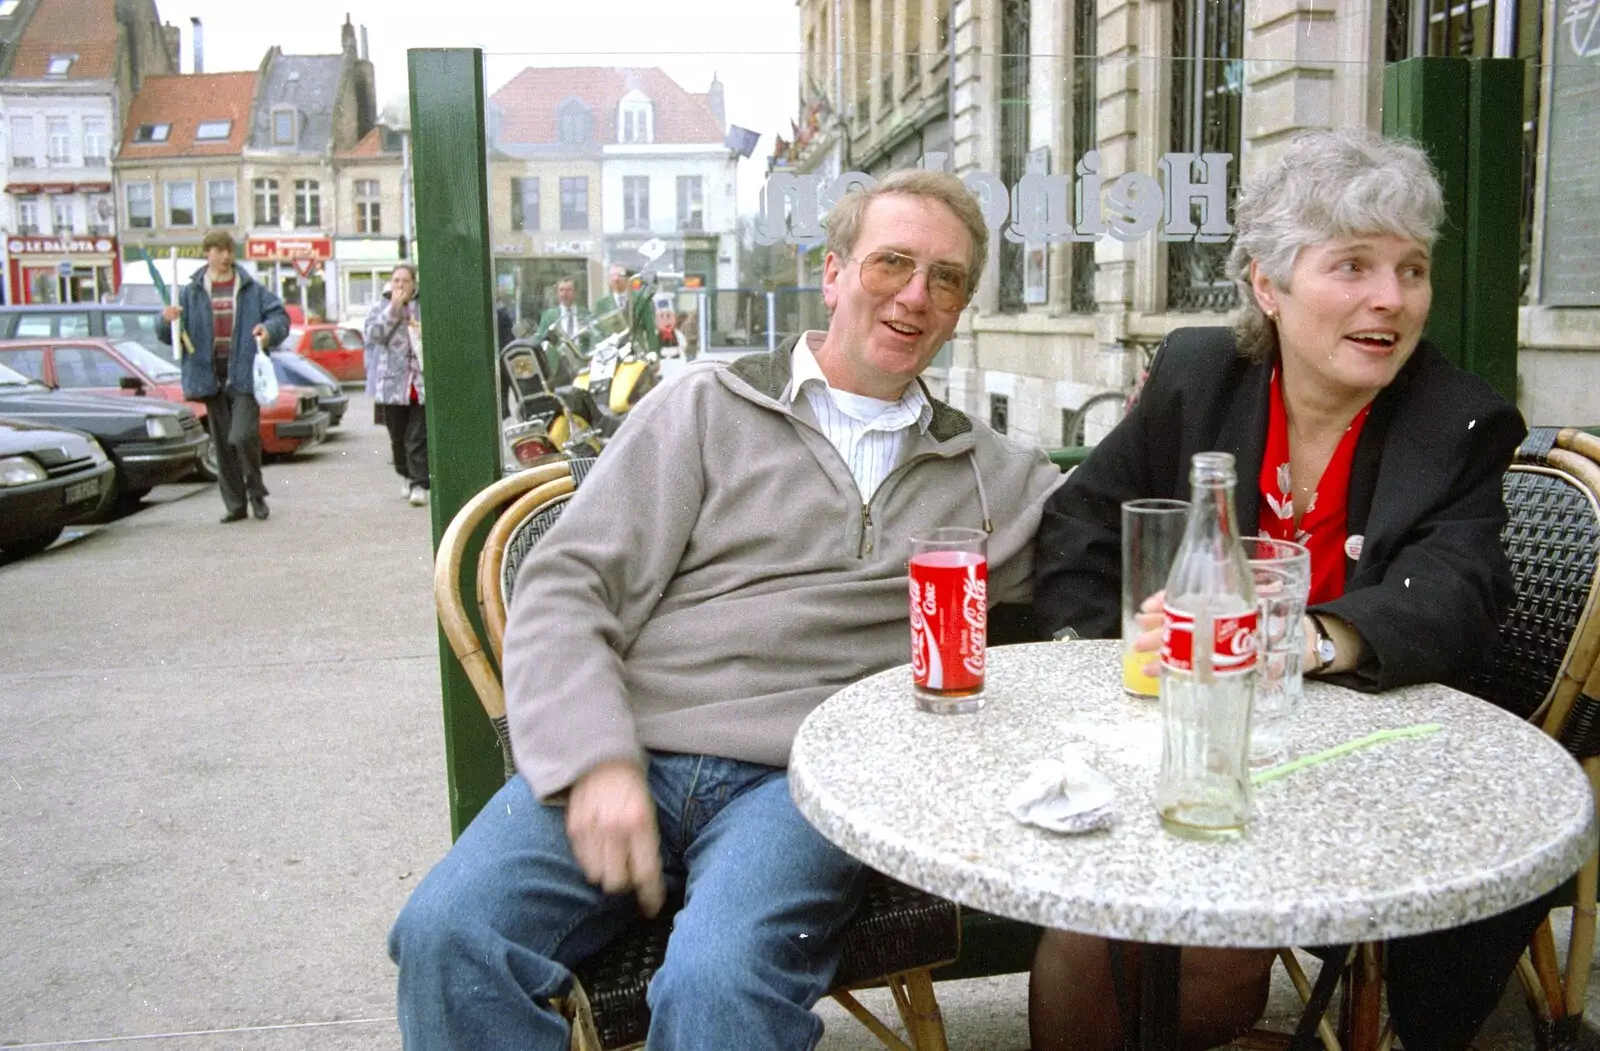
[1257,367,1372,605]
[209,273,235,378]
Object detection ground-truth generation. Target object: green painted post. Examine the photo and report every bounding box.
[408,48,504,838]
[1383,57,1469,372]
[1462,58,1524,404]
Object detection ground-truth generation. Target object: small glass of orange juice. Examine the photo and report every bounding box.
[1121,499,1188,697]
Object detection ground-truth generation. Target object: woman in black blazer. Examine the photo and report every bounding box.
[1029,129,1537,1051]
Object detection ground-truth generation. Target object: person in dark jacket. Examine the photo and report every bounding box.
[158,229,289,523]
[1028,129,1542,1051]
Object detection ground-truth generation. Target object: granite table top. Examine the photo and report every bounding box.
[789,640,1597,949]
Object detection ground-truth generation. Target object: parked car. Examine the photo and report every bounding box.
[0,360,207,503]
[0,336,330,463]
[0,417,116,558]
[278,323,366,383]
[0,304,168,359]
[269,350,348,426]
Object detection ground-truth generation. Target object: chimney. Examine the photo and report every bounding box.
[360,25,369,61]
[706,73,726,134]
[189,16,202,74]
[341,14,357,56]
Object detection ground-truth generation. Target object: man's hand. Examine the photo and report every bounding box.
[162,305,182,322]
[251,324,270,344]
[566,759,665,916]
[391,288,411,310]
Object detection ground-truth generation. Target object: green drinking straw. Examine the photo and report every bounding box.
[1251,724,1444,786]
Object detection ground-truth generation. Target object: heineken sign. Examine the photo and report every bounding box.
[753,151,1235,247]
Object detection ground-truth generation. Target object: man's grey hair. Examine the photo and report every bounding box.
[1226,128,1444,361]
[824,169,989,295]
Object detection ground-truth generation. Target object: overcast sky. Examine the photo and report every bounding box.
[150,0,802,210]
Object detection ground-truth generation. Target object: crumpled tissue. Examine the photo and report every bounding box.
[1006,748,1118,834]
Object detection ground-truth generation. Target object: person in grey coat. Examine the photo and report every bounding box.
[158,229,289,523]
[364,263,427,506]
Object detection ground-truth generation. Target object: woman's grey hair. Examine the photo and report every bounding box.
[1226,128,1444,361]
[825,169,989,296]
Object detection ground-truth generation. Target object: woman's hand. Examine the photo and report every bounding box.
[1132,590,1164,678]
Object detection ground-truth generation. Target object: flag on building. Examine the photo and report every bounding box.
[725,124,761,158]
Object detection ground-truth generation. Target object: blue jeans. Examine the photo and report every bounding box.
[388,753,866,1050]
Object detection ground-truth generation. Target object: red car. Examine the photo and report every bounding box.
[279,324,366,384]
[0,337,330,462]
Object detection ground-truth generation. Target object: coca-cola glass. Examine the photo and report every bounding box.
[908,527,988,714]
[1242,538,1311,769]
[1120,499,1189,697]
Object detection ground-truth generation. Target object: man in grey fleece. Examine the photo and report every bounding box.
[388,169,1065,1050]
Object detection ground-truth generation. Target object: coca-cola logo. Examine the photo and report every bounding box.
[961,571,987,677]
[1161,605,1259,673]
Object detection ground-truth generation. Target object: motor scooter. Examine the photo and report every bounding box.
[499,331,604,472]
[572,275,685,434]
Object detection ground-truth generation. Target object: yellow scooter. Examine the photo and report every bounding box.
[499,331,604,471]
[573,280,673,435]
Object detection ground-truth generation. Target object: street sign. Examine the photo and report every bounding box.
[293,258,316,278]
[56,261,71,277]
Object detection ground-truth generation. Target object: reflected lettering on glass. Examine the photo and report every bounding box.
[753,151,1234,247]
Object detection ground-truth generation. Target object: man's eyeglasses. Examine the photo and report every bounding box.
[848,251,971,312]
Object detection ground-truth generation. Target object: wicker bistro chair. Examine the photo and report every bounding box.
[434,456,961,1051]
[1232,428,1600,1051]
[1478,427,1600,1050]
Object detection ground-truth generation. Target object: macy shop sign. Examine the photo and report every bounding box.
[753,151,1235,247]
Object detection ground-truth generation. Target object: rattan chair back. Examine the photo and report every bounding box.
[1467,428,1600,729]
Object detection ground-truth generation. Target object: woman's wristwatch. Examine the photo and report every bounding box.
[1307,613,1337,674]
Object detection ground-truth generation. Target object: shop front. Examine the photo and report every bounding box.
[6,235,121,305]
[246,235,333,322]
[494,236,597,335]
[333,236,404,326]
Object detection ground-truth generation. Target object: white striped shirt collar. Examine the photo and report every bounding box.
[783,331,933,434]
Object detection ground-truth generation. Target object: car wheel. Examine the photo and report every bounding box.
[1,528,63,558]
[193,438,220,482]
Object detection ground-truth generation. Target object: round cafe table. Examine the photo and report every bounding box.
[788,640,1597,1051]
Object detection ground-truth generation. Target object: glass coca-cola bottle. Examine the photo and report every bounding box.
[1156,451,1259,839]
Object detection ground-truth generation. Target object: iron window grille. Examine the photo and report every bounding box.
[1070,0,1098,314]
[997,0,1031,314]
[1168,0,1243,313]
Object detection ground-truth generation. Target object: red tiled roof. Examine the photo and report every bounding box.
[491,66,724,145]
[119,72,259,158]
[336,126,385,159]
[8,0,119,79]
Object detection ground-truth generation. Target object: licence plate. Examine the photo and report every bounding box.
[590,357,617,382]
[63,478,101,505]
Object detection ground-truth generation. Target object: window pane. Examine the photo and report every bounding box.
[560,176,588,230]
[54,347,127,387]
[0,349,45,378]
[9,116,34,164]
[624,175,649,231]
[208,180,236,225]
[126,184,153,228]
[167,182,196,226]
[46,117,70,164]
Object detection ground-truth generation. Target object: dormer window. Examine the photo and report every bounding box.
[556,99,592,145]
[618,91,654,144]
[271,106,297,146]
[195,119,231,141]
[45,54,75,77]
[133,123,171,143]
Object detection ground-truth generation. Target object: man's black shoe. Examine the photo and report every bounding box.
[250,497,269,520]
[220,509,247,523]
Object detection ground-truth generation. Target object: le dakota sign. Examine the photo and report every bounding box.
[753,151,1235,246]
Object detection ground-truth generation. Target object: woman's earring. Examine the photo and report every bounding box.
[1266,309,1278,322]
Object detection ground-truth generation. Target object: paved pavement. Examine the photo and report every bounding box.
[0,390,1593,1049]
